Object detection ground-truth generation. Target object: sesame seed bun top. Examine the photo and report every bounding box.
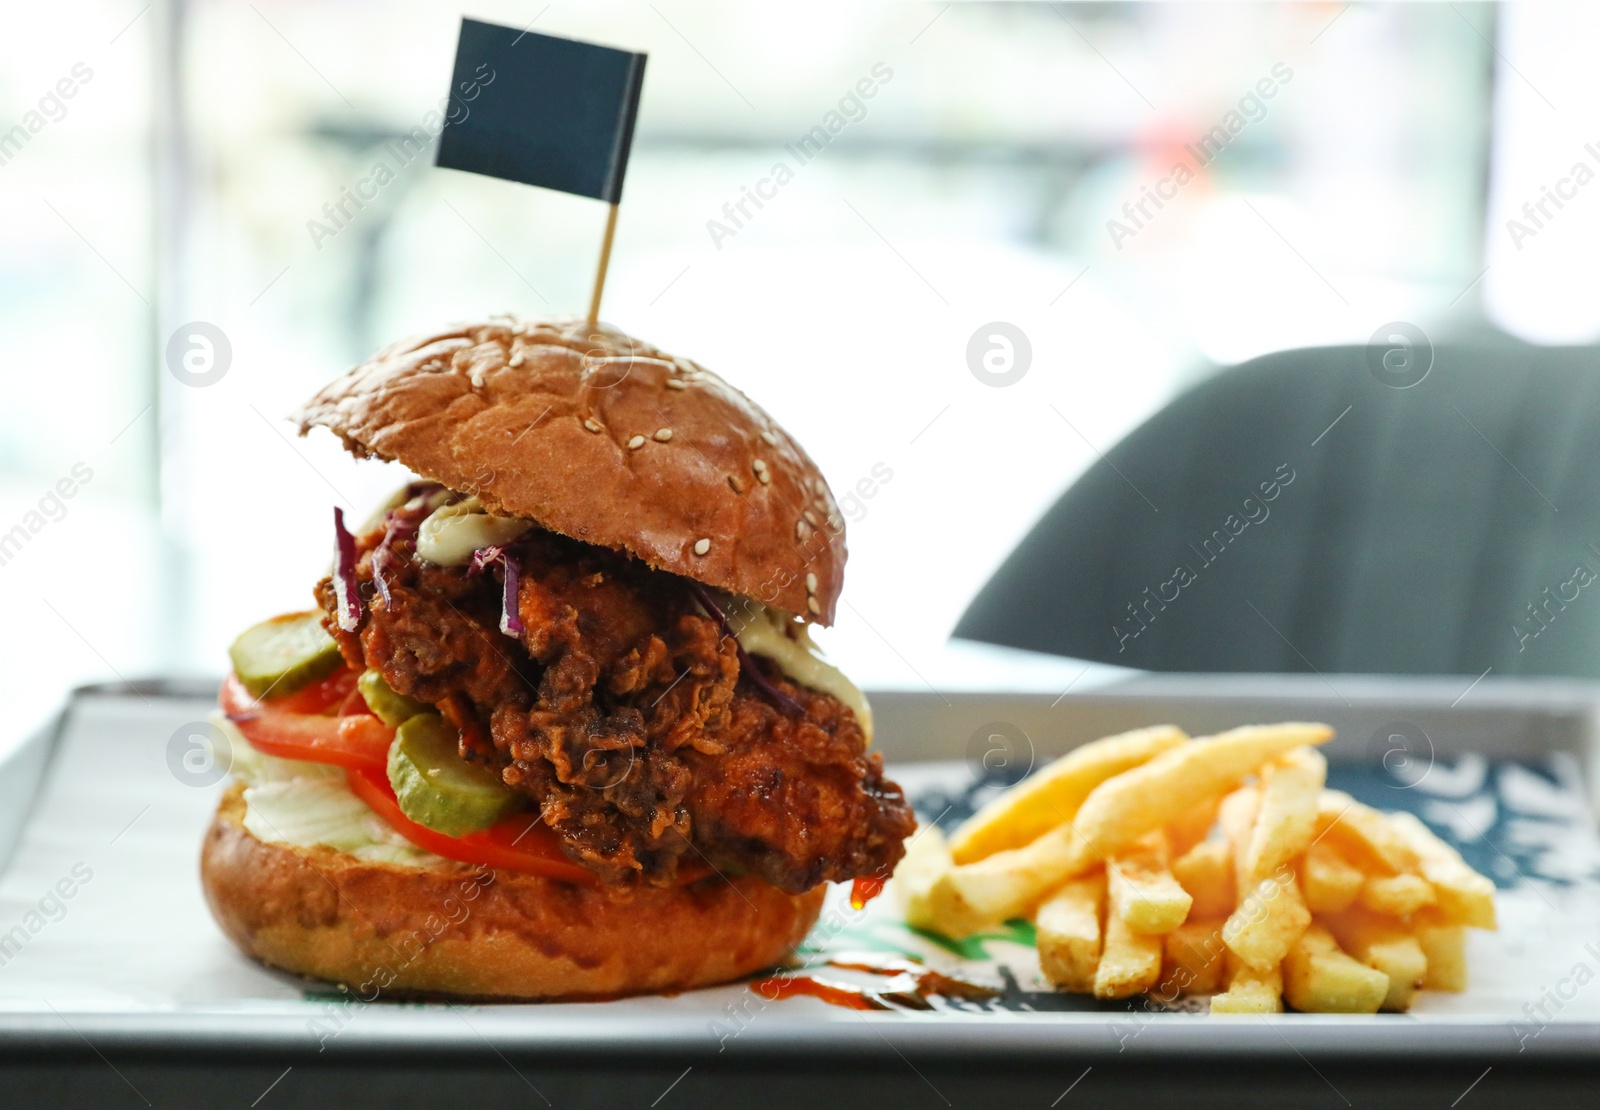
[291,315,845,623]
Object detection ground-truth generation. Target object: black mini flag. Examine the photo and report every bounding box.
[435,19,647,204]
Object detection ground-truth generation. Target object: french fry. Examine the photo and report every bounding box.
[1217,785,1260,853]
[1239,747,1326,885]
[1358,873,1436,917]
[1300,841,1365,914]
[1220,783,1309,971]
[1159,917,1229,997]
[949,726,1188,864]
[1282,924,1389,1014]
[1172,839,1236,919]
[1036,872,1106,993]
[1414,910,1469,992]
[1386,811,1498,930]
[1109,830,1192,936]
[1166,795,1220,857]
[1210,952,1283,1014]
[1224,868,1312,971]
[894,825,955,932]
[925,843,1060,938]
[1074,724,1335,863]
[1095,877,1164,999]
[1321,907,1428,1012]
[932,724,1334,935]
[1315,791,1421,875]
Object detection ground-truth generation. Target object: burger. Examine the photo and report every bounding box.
[201,316,916,1000]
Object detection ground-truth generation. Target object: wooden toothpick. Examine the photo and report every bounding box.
[587,203,620,325]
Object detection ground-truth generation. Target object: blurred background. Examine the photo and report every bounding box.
[2,0,1596,752]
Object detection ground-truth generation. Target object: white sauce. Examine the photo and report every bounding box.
[730,604,874,743]
[415,497,531,566]
[359,483,453,534]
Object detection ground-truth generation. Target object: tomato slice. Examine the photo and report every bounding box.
[335,686,368,717]
[220,673,392,773]
[265,666,359,714]
[345,765,597,885]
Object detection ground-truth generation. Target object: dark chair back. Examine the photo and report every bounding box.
[954,339,1600,677]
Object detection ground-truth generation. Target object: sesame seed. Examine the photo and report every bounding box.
[827,514,842,530]
[761,430,779,447]
[728,475,746,494]
[752,459,767,472]
[673,357,697,375]
[803,509,818,526]
[752,459,770,485]
[665,378,688,390]
[628,435,646,450]
[796,520,811,540]
[509,349,525,368]
[757,470,770,485]
[814,478,826,494]
[807,596,821,616]
[805,572,818,592]
[693,538,711,555]
[654,428,673,442]
[584,418,603,434]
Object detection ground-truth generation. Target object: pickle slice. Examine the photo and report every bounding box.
[228,612,343,698]
[357,670,429,727]
[388,714,520,837]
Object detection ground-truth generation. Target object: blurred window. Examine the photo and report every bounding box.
[0,1,1516,741]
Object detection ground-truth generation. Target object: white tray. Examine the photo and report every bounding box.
[3,675,1599,1108]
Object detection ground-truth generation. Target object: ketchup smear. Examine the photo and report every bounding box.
[752,974,890,1011]
[752,953,999,1012]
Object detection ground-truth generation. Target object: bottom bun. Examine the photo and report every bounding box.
[200,782,825,1001]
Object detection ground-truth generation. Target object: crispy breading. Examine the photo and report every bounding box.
[319,518,913,891]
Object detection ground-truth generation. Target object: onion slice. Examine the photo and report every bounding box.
[467,544,504,576]
[467,544,524,637]
[499,551,524,636]
[687,581,803,717]
[331,506,362,632]
[371,495,427,607]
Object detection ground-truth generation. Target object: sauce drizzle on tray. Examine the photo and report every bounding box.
[752,953,999,1012]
